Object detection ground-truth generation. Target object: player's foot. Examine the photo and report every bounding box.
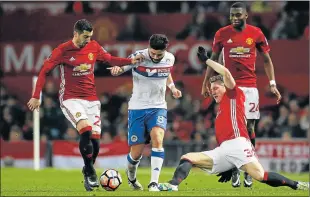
[158,182,178,191]
[231,168,241,188]
[148,182,160,192]
[296,181,309,190]
[82,166,99,191]
[243,172,253,187]
[125,169,143,190]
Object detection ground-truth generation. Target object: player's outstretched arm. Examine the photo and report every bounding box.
[197,46,236,89]
[108,65,133,76]
[202,52,219,97]
[28,48,61,111]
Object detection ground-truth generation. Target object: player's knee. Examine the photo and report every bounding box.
[180,153,195,164]
[246,166,264,181]
[77,119,91,132]
[150,127,164,148]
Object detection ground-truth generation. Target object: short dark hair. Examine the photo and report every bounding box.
[231,2,247,11]
[74,19,93,34]
[209,75,224,84]
[149,34,169,50]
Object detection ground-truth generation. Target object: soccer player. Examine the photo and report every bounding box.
[158,46,309,192]
[201,2,282,187]
[27,19,144,191]
[108,34,182,191]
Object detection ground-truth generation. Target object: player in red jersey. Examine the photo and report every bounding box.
[27,19,144,191]
[157,47,309,192]
[201,2,282,187]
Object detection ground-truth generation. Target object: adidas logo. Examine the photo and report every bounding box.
[227,39,233,43]
[69,57,75,61]
[153,168,160,171]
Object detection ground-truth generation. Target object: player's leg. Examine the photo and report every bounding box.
[238,87,260,188]
[244,119,256,187]
[60,99,97,191]
[241,161,309,190]
[86,101,101,165]
[126,109,146,190]
[146,109,167,191]
[159,146,233,191]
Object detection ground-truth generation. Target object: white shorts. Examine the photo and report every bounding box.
[239,87,260,119]
[201,137,258,174]
[60,99,101,133]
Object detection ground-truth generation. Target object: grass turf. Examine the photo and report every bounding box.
[1,167,309,196]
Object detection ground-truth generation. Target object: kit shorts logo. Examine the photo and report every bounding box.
[131,135,138,142]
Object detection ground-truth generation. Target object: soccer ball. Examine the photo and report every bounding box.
[99,169,122,191]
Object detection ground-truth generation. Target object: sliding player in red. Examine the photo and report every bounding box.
[201,2,282,188]
[158,46,309,192]
[27,19,143,191]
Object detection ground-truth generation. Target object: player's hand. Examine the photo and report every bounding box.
[171,87,182,99]
[131,54,145,64]
[107,66,124,76]
[216,169,233,183]
[270,85,281,104]
[27,98,41,112]
[197,46,209,63]
[201,83,211,98]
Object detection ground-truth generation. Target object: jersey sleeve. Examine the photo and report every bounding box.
[96,43,112,63]
[32,48,62,99]
[122,52,141,72]
[212,30,223,54]
[226,86,244,100]
[256,28,270,53]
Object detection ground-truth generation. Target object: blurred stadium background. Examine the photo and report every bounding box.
[0,1,309,174]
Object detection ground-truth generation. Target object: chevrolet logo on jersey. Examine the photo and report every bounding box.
[230,47,250,54]
[73,64,91,72]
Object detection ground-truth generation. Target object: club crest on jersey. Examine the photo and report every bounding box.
[76,112,81,118]
[88,53,94,60]
[246,38,254,45]
[131,135,138,142]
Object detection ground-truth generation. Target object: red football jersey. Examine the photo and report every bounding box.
[215,86,249,145]
[212,25,270,87]
[32,40,132,102]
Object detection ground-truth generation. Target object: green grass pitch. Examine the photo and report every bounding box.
[1,167,309,196]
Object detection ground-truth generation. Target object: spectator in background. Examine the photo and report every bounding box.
[22,112,34,140]
[252,15,270,39]
[0,107,14,141]
[9,125,23,142]
[116,14,150,41]
[176,11,207,40]
[43,81,58,104]
[272,11,299,39]
[287,113,306,138]
[250,1,272,13]
[103,2,129,13]
[65,1,94,14]
[40,96,66,140]
[63,127,79,141]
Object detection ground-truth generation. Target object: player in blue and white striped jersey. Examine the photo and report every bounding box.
[108,34,182,191]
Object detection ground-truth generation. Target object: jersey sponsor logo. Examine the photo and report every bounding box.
[246,38,254,45]
[145,68,170,77]
[72,63,93,76]
[229,47,251,58]
[88,53,94,60]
